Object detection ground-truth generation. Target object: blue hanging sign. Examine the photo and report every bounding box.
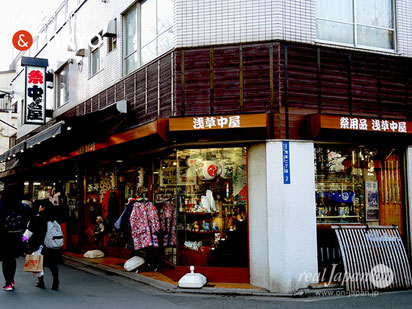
[282,141,291,184]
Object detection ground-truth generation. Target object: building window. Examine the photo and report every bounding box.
[123,0,173,75]
[107,19,117,53]
[315,144,404,234]
[316,0,395,50]
[56,64,69,108]
[90,33,103,76]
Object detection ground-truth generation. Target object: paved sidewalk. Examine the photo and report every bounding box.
[62,252,343,297]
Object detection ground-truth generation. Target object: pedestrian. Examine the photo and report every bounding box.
[23,199,61,290]
[0,184,25,291]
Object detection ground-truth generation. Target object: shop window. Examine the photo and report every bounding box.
[154,147,248,268]
[55,64,69,108]
[90,33,103,76]
[315,145,404,235]
[123,0,173,75]
[316,0,395,50]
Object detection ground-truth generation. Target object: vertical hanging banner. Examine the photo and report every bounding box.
[282,141,291,184]
[21,57,49,125]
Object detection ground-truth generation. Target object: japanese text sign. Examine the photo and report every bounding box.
[25,66,46,124]
[283,141,291,184]
[169,113,268,131]
[309,114,412,138]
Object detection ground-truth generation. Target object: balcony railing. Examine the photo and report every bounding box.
[0,97,16,113]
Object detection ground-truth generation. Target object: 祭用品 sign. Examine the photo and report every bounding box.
[25,66,46,124]
[308,114,412,138]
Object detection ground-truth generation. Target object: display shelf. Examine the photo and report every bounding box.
[316,215,359,219]
[185,230,217,234]
[185,212,219,215]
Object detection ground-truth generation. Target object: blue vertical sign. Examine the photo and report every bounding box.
[283,141,291,184]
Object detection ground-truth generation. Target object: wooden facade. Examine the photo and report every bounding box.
[16,41,412,146]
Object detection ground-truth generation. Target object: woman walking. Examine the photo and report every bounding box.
[24,199,61,290]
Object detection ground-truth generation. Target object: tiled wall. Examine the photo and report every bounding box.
[175,0,412,58]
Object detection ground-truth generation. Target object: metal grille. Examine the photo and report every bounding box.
[333,225,412,291]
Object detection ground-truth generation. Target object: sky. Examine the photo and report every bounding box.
[0,0,60,71]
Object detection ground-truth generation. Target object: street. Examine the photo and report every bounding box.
[0,257,411,308]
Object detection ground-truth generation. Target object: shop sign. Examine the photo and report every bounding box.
[309,114,412,138]
[24,66,46,124]
[282,141,291,184]
[340,117,407,133]
[169,113,268,131]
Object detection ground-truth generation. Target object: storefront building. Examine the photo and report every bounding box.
[2,0,412,294]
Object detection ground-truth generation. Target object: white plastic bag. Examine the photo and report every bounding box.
[124,256,145,272]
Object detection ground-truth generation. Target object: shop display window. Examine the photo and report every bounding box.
[155,147,248,267]
[315,145,404,234]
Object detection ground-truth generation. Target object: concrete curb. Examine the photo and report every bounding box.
[63,254,343,297]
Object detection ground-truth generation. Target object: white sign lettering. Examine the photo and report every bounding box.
[339,117,407,134]
[192,115,241,130]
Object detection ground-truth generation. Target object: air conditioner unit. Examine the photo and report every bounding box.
[75,48,85,57]
[102,19,116,37]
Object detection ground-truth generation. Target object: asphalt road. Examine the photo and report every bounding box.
[0,257,411,309]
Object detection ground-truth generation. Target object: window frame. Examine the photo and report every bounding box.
[122,0,173,76]
[55,63,70,109]
[316,0,397,52]
[90,33,103,77]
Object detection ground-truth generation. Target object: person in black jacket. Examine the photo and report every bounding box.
[24,199,61,290]
[0,184,24,292]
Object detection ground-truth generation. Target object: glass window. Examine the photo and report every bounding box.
[90,35,103,76]
[56,64,69,108]
[315,145,404,235]
[316,0,395,50]
[154,147,248,267]
[123,0,173,74]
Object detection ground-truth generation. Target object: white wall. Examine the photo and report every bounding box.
[248,140,318,293]
[406,146,412,259]
[248,143,270,289]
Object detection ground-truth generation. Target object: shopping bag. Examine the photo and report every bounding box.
[24,254,44,272]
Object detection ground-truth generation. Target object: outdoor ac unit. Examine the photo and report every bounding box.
[75,48,85,57]
[103,19,116,37]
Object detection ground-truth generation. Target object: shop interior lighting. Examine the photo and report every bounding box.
[67,126,72,131]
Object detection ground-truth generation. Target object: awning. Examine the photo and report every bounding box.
[0,141,26,162]
[26,121,64,149]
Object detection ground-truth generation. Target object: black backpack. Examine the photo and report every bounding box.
[4,210,24,234]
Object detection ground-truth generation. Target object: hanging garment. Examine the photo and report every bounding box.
[129,202,160,251]
[101,191,111,220]
[160,201,176,246]
[118,200,137,249]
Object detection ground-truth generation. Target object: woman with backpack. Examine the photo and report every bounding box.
[0,184,25,292]
[23,199,62,290]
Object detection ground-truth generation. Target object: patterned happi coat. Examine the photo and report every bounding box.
[130,202,160,250]
[160,201,176,246]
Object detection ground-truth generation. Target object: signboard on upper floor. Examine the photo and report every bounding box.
[308,114,412,138]
[169,113,268,131]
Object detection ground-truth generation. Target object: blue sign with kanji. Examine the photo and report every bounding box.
[282,141,290,184]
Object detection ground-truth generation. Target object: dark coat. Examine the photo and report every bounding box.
[0,201,25,260]
[27,210,62,266]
